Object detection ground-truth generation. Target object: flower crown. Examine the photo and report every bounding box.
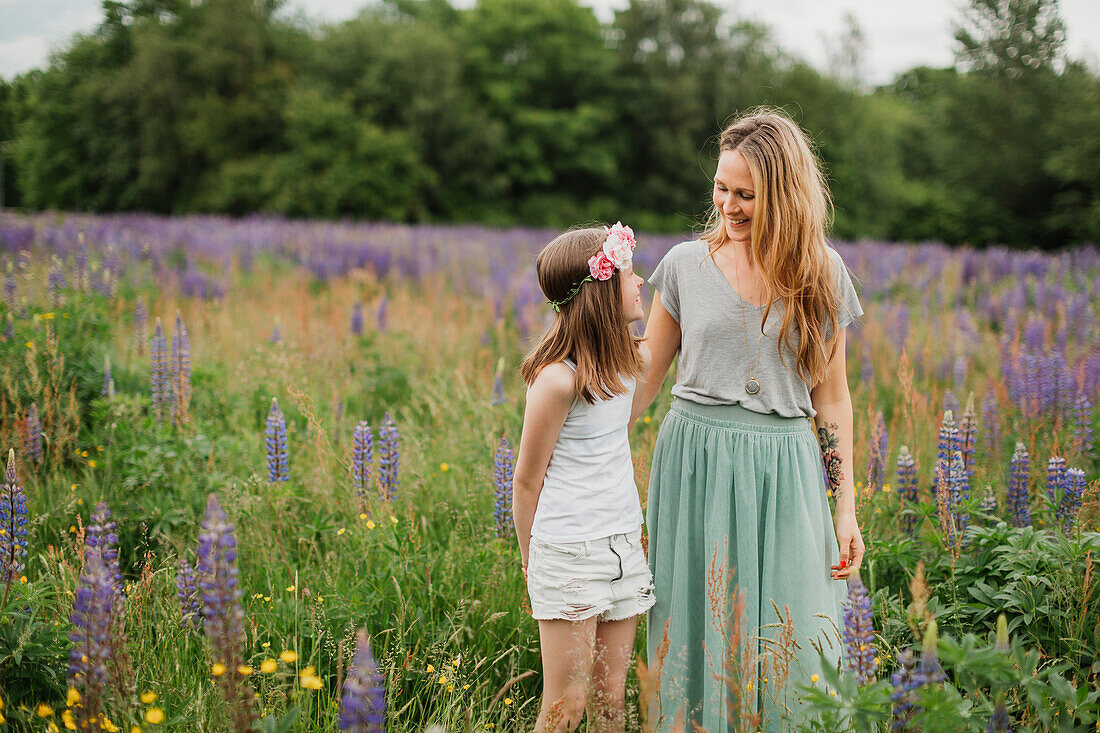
[548,223,636,312]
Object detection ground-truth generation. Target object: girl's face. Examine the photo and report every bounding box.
[713,149,756,246]
[619,262,645,323]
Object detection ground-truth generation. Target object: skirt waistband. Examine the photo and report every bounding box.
[668,398,814,435]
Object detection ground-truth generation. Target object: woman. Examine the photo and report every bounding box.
[632,110,865,731]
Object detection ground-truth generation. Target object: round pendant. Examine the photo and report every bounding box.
[746,378,760,395]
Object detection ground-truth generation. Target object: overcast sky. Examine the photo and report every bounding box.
[2,0,1098,85]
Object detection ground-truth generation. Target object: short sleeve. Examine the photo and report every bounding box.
[830,248,863,334]
[648,249,681,323]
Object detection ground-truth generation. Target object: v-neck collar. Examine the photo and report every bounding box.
[702,244,773,309]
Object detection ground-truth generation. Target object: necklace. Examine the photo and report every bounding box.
[733,259,764,396]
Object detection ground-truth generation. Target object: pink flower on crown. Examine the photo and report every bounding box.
[603,222,635,268]
[588,252,615,281]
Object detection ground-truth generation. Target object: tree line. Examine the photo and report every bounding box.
[0,0,1096,248]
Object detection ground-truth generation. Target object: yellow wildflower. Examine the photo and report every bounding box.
[81,450,89,458]
[131,726,143,733]
[286,585,295,592]
[47,722,59,733]
[437,675,447,685]
[280,650,298,664]
[643,416,651,424]
[463,684,470,690]
[237,665,253,676]
[337,528,346,536]
[38,703,54,717]
[61,709,76,730]
[262,641,270,648]
[145,708,165,724]
[359,513,368,520]
[96,445,104,452]
[261,659,278,674]
[102,717,120,731]
[67,688,81,706]
[366,520,376,530]
[504,698,513,706]
[440,463,450,472]
[811,674,819,683]
[212,663,226,677]
[140,691,156,704]
[88,460,97,468]
[426,664,434,673]
[390,516,397,524]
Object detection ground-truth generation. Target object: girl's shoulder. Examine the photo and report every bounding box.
[528,361,577,399]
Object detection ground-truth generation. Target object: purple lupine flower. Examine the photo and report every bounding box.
[68,551,117,728]
[3,314,12,340]
[1007,443,1031,528]
[197,494,254,728]
[378,412,399,502]
[867,411,888,492]
[982,390,999,457]
[151,317,174,423]
[48,256,65,305]
[376,297,388,332]
[959,393,976,472]
[1058,468,1085,535]
[24,403,42,464]
[339,628,386,732]
[177,557,202,632]
[933,410,958,496]
[896,446,919,535]
[890,648,918,732]
[493,436,515,540]
[953,356,968,390]
[134,299,147,355]
[351,303,364,336]
[947,450,970,544]
[265,398,289,483]
[912,619,947,689]
[269,324,282,343]
[86,501,124,602]
[491,373,506,406]
[1072,392,1093,458]
[352,421,374,504]
[860,344,874,384]
[101,354,115,398]
[841,574,877,685]
[987,699,1013,733]
[1,449,28,585]
[172,312,192,425]
[1045,456,1067,516]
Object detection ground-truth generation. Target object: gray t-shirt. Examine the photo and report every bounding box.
[648,240,863,418]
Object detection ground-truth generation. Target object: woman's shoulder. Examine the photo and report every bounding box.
[654,239,708,274]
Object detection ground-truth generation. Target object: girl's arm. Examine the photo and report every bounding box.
[512,363,575,573]
[631,292,680,424]
[810,327,865,580]
[627,342,653,429]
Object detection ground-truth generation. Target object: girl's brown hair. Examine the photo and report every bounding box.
[521,228,644,403]
[702,108,845,387]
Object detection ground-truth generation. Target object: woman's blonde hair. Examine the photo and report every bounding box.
[702,108,842,387]
[521,228,644,403]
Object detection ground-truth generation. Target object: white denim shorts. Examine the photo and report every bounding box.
[527,528,656,622]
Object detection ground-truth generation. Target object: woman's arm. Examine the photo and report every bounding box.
[631,292,681,424]
[810,328,865,580]
[512,363,575,573]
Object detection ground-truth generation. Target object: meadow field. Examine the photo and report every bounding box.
[0,211,1097,732]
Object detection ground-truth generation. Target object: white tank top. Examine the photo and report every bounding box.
[530,360,644,543]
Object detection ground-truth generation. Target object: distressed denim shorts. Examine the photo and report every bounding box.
[527,528,656,622]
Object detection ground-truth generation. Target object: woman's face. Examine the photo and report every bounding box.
[619,261,645,323]
[713,149,756,246]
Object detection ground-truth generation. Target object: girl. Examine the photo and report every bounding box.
[512,224,656,733]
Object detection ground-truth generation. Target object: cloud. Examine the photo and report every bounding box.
[0,35,49,79]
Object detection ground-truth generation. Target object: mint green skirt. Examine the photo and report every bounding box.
[646,399,845,732]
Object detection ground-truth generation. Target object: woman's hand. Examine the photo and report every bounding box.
[831,510,865,580]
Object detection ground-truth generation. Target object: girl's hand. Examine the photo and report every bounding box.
[831,511,864,580]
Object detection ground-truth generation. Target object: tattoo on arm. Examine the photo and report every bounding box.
[817,422,844,495]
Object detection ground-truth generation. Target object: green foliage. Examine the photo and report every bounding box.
[5,0,1098,245]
